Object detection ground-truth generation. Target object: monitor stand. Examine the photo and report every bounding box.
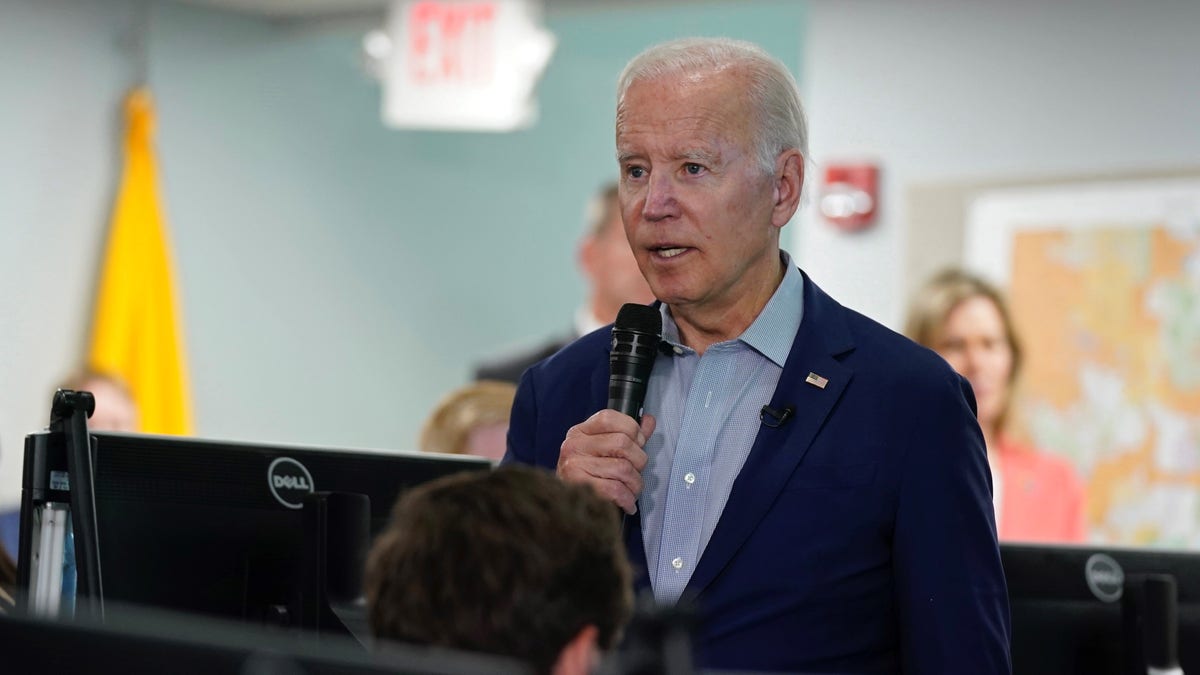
[302,491,372,643]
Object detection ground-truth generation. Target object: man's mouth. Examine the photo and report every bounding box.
[653,246,688,258]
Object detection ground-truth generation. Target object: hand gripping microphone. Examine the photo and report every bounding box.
[609,304,662,422]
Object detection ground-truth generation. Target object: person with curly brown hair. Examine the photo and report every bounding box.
[364,464,633,675]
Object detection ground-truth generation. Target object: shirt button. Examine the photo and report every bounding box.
[684,472,696,485]
[673,346,684,355]
[671,557,684,570]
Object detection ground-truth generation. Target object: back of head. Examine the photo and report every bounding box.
[418,380,517,460]
[617,37,809,178]
[364,465,633,674]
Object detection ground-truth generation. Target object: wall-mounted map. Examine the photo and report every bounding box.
[967,179,1200,548]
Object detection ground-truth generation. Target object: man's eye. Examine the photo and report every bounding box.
[685,163,704,175]
[628,166,646,179]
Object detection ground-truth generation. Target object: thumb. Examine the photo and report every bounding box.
[639,413,657,444]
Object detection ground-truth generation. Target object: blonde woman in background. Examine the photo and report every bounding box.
[907,268,1086,543]
[419,380,517,462]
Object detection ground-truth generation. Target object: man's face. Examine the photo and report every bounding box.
[616,69,783,318]
[580,205,655,323]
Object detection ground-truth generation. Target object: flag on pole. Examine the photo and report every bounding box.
[87,87,193,435]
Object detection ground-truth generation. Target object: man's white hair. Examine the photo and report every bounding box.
[617,37,809,179]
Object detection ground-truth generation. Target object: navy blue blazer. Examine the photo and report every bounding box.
[506,271,1011,674]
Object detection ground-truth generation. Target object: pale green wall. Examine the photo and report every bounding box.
[0,0,142,509]
[148,1,807,452]
[0,0,808,505]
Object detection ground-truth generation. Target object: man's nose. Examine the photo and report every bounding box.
[642,173,678,221]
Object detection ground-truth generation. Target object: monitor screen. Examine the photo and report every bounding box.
[1002,542,1200,674]
[80,432,491,630]
[0,600,530,675]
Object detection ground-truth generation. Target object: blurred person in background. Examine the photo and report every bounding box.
[0,369,141,579]
[59,369,139,433]
[0,544,14,612]
[365,465,633,675]
[475,182,655,383]
[419,380,517,462]
[907,268,1087,542]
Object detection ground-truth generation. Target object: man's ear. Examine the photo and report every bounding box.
[771,149,805,228]
[551,624,599,675]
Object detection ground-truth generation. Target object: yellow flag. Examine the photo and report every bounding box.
[88,88,193,435]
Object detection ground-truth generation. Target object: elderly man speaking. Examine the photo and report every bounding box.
[506,37,1010,674]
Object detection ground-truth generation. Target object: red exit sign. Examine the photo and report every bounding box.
[407,1,498,85]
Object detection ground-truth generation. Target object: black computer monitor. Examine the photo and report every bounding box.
[1,600,530,675]
[1002,542,1200,674]
[24,431,491,633]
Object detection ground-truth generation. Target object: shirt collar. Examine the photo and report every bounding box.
[740,250,804,366]
[658,250,804,366]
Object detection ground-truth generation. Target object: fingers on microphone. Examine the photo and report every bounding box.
[625,443,648,472]
[556,410,649,513]
[559,454,644,493]
[561,475,638,514]
[586,408,644,434]
[557,454,644,510]
[578,474,639,514]
[600,480,638,511]
[560,433,648,475]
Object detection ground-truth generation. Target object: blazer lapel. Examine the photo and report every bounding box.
[684,273,856,597]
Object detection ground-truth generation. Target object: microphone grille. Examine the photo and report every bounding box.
[615,303,662,335]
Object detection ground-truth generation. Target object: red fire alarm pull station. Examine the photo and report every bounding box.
[819,163,879,232]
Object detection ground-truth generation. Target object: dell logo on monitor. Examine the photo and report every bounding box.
[267,457,315,509]
[1084,553,1125,603]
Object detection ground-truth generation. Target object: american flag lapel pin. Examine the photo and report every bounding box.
[805,372,829,389]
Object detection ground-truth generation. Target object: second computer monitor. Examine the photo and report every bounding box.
[83,432,491,629]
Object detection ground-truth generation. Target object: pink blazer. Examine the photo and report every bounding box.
[995,436,1087,543]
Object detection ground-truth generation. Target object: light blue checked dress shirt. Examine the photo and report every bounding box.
[640,251,804,605]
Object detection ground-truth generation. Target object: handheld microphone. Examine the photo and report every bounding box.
[609,304,662,422]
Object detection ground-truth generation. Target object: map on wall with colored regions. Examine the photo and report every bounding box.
[966,179,1200,548]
